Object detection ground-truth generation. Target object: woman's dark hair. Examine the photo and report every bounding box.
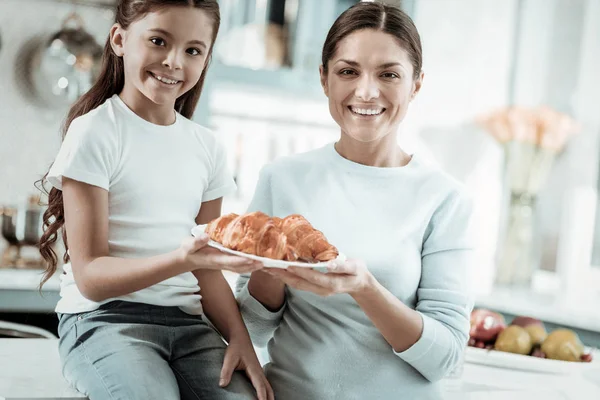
[321,1,422,79]
[37,0,220,287]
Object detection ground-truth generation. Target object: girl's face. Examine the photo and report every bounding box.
[320,29,423,143]
[111,6,213,107]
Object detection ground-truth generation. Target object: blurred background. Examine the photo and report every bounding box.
[0,0,599,358]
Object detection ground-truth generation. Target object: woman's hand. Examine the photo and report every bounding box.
[266,259,375,297]
[177,235,263,274]
[220,333,274,400]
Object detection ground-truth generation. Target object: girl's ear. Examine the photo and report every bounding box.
[319,65,328,97]
[110,23,126,57]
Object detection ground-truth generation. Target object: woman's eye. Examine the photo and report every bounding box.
[339,69,356,76]
[150,37,165,46]
[187,48,202,56]
[382,72,400,79]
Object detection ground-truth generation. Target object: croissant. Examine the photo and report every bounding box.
[205,212,338,262]
[274,215,339,262]
[205,211,292,260]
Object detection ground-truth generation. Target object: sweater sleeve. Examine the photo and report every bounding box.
[394,190,475,382]
[235,165,286,347]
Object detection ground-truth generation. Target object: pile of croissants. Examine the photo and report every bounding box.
[205,211,339,263]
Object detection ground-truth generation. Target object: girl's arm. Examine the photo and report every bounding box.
[193,199,273,400]
[63,178,257,302]
[192,198,249,341]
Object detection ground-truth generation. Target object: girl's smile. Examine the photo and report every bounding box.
[148,71,182,86]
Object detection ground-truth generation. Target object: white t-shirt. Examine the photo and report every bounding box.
[47,94,236,315]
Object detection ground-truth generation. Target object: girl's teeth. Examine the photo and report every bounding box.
[152,73,178,85]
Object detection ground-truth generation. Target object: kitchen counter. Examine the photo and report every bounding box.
[1,339,599,400]
[0,269,241,314]
[0,269,61,313]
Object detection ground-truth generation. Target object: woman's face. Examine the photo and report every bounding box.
[320,29,422,143]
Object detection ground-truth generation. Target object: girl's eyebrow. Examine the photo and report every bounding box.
[147,28,207,48]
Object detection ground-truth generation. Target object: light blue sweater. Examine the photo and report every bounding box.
[236,143,475,400]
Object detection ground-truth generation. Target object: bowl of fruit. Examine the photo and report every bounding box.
[465,309,595,374]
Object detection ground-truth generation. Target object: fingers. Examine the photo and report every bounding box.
[212,256,264,274]
[200,249,263,271]
[228,263,264,274]
[183,234,210,253]
[246,367,268,400]
[327,259,360,275]
[287,266,341,290]
[219,351,236,387]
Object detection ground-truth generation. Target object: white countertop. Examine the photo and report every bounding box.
[0,339,85,400]
[476,286,600,333]
[1,339,599,400]
[0,268,60,291]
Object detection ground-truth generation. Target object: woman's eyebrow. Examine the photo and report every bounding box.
[334,59,405,69]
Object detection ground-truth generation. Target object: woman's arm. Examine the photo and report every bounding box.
[268,191,474,382]
[63,178,258,302]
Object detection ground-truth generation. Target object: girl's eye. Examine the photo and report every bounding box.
[187,48,202,56]
[150,37,165,46]
[339,69,357,76]
[382,72,400,79]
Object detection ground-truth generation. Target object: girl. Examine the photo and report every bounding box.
[38,1,273,399]
[236,2,475,399]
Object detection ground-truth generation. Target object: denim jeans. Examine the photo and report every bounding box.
[57,301,256,400]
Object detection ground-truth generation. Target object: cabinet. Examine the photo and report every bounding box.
[207,0,360,96]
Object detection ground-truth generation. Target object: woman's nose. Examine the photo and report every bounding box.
[354,75,380,101]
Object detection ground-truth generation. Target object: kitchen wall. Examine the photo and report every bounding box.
[1,0,598,289]
[0,1,114,203]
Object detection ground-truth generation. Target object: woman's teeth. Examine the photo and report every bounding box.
[350,107,384,116]
[150,72,179,85]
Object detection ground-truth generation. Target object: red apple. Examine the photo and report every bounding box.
[470,309,507,342]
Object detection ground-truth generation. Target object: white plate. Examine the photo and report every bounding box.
[465,346,597,375]
[191,224,346,269]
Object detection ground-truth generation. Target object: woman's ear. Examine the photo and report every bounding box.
[319,65,329,97]
[110,23,126,57]
[411,70,424,101]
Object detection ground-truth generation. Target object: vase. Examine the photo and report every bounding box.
[495,192,537,286]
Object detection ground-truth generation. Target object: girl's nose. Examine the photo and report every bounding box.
[163,50,183,70]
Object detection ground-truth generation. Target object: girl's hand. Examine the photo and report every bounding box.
[266,259,375,297]
[219,334,274,400]
[178,235,263,274]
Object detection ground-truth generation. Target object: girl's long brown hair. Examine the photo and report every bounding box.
[37,0,220,287]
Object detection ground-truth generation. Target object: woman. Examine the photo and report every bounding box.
[236,2,475,399]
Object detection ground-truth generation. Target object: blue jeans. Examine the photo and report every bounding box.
[57,301,256,400]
